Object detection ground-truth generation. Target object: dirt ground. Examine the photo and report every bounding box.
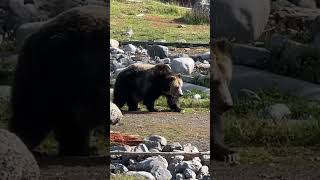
[114,112,320,180]
[38,156,107,179]
[112,111,210,151]
[213,152,320,180]
[39,112,320,179]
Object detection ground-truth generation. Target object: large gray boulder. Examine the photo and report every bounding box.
[33,0,83,17]
[133,156,168,172]
[263,103,292,121]
[0,129,40,180]
[268,34,320,84]
[291,0,317,8]
[9,0,42,21]
[182,82,210,94]
[171,57,195,75]
[212,0,271,42]
[147,45,169,59]
[230,65,320,101]
[191,0,210,22]
[231,44,271,68]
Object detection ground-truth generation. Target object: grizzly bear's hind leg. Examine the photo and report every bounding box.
[127,97,140,111]
[54,125,91,156]
[9,114,52,154]
[143,95,159,112]
[113,97,126,110]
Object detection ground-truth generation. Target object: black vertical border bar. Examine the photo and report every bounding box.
[106,0,111,179]
[209,0,214,176]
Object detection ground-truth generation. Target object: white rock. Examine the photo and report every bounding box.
[110,102,122,125]
[193,94,201,100]
[183,168,196,179]
[146,135,167,146]
[123,44,137,53]
[134,144,149,153]
[110,39,119,48]
[171,57,195,75]
[263,103,291,121]
[183,143,199,153]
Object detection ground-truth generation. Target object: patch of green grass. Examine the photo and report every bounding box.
[190,75,210,88]
[37,127,108,156]
[120,89,210,112]
[0,61,15,85]
[110,0,209,42]
[155,93,209,109]
[0,40,16,52]
[237,147,274,163]
[229,88,320,119]
[236,146,320,163]
[137,118,195,141]
[113,116,209,145]
[224,88,320,147]
[111,0,186,17]
[179,11,209,25]
[225,117,320,147]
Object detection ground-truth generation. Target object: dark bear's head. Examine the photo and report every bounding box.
[163,73,184,97]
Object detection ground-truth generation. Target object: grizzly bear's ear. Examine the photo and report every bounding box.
[167,76,176,82]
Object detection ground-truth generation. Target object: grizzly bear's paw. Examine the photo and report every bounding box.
[172,107,183,113]
[212,143,240,165]
[128,107,141,111]
[148,108,159,112]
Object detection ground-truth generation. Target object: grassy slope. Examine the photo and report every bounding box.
[225,89,320,148]
[110,0,209,42]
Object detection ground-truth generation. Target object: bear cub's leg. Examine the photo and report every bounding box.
[166,95,182,112]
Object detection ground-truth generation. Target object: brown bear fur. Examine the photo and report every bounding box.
[9,5,109,156]
[210,39,238,162]
[113,63,183,112]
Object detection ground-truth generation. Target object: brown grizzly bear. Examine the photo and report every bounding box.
[113,63,183,112]
[210,39,239,162]
[9,5,108,156]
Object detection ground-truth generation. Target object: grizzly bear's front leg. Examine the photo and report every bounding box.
[127,99,140,111]
[166,95,182,112]
[143,94,159,112]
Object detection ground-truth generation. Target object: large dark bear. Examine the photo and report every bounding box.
[9,5,108,156]
[113,64,183,112]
